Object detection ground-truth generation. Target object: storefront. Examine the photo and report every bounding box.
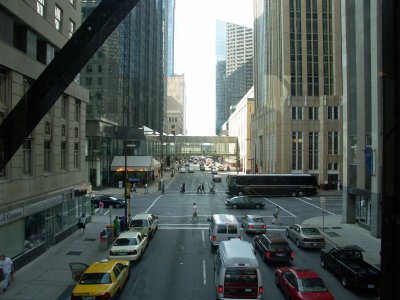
[0,188,91,269]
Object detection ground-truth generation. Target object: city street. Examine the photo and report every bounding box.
[110,170,379,300]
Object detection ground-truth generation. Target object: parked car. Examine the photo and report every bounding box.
[91,195,126,208]
[69,259,130,300]
[225,196,265,209]
[212,174,222,182]
[286,224,325,249]
[320,246,380,289]
[211,168,218,174]
[254,233,294,263]
[275,267,334,300]
[109,231,148,261]
[129,213,158,238]
[179,168,186,173]
[241,215,267,234]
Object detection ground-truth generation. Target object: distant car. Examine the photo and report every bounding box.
[211,168,218,174]
[286,224,325,249]
[241,215,267,234]
[188,167,195,173]
[109,231,148,261]
[218,165,224,171]
[225,196,265,209]
[275,267,334,300]
[69,259,130,300]
[254,233,294,263]
[212,174,222,182]
[199,164,206,171]
[91,195,126,208]
[179,168,186,173]
[129,213,158,238]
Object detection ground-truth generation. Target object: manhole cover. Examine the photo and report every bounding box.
[66,251,82,256]
[325,231,341,237]
[331,226,342,229]
[84,238,96,242]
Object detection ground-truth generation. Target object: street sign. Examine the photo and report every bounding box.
[320,197,326,209]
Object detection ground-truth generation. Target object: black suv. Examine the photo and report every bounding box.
[254,233,294,263]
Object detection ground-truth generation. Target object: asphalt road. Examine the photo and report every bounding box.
[107,169,378,300]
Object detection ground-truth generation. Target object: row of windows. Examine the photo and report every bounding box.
[22,139,80,175]
[86,64,103,73]
[291,106,339,120]
[168,117,178,122]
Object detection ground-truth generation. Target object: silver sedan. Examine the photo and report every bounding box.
[286,224,325,249]
[241,215,267,234]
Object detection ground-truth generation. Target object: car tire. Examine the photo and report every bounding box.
[298,191,304,197]
[290,191,297,197]
[233,204,238,209]
[296,239,301,248]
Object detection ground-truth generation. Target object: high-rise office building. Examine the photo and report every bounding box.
[215,21,253,135]
[166,75,186,135]
[252,0,342,183]
[166,0,176,76]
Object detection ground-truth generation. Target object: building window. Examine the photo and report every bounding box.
[61,124,66,136]
[74,127,79,138]
[308,107,319,120]
[292,131,303,170]
[23,139,32,175]
[74,143,80,169]
[44,140,51,172]
[98,65,102,73]
[0,69,7,104]
[69,19,75,38]
[75,101,80,122]
[61,96,68,119]
[350,136,357,164]
[328,162,338,170]
[44,121,51,134]
[328,106,339,119]
[328,131,339,154]
[86,77,92,86]
[292,107,303,120]
[37,0,45,16]
[55,5,62,31]
[86,65,92,73]
[61,141,67,170]
[98,77,102,85]
[309,131,319,170]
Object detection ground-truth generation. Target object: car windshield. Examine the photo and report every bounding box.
[301,228,320,235]
[114,238,137,246]
[130,219,148,227]
[297,278,328,292]
[79,273,111,284]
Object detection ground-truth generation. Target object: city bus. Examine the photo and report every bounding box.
[226,174,318,197]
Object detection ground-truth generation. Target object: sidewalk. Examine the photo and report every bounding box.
[303,214,381,270]
[0,182,161,300]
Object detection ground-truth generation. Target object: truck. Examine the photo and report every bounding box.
[320,245,380,290]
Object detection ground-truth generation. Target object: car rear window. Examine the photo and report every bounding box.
[298,278,328,292]
[80,273,111,284]
[225,268,258,283]
[130,219,148,227]
[252,217,264,223]
[114,238,137,246]
[302,228,320,235]
[217,225,227,233]
[227,224,238,234]
[270,242,291,251]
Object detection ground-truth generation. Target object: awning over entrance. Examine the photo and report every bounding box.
[111,156,161,172]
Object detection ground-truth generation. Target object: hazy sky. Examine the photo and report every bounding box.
[174,0,253,136]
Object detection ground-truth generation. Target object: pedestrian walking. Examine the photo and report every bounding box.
[127,213,132,229]
[144,183,148,194]
[180,183,183,194]
[182,183,186,194]
[98,200,104,215]
[192,203,198,222]
[77,214,86,235]
[113,216,120,237]
[201,183,205,194]
[272,206,281,225]
[0,254,14,293]
[132,183,137,193]
[197,182,201,193]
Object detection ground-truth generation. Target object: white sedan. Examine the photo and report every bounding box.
[109,231,148,261]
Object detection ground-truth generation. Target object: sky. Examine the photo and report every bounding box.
[174,0,253,136]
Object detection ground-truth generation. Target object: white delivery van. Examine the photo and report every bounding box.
[208,214,241,250]
[214,239,263,300]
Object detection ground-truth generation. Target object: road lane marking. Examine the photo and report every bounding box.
[203,260,207,285]
[264,198,297,217]
[295,197,336,215]
[202,230,205,248]
[145,195,163,213]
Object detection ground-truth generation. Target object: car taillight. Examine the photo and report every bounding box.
[130,250,138,255]
[218,285,223,293]
[265,252,270,258]
[103,292,112,300]
[261,225,266,229]
[239,236,243,240]
[249,225,254,229]
[212,235,216,241]
[109,250,114,255]
[259,287,263,295]
[290,251,295,258]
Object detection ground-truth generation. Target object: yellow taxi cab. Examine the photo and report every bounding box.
[69,258,130,300]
